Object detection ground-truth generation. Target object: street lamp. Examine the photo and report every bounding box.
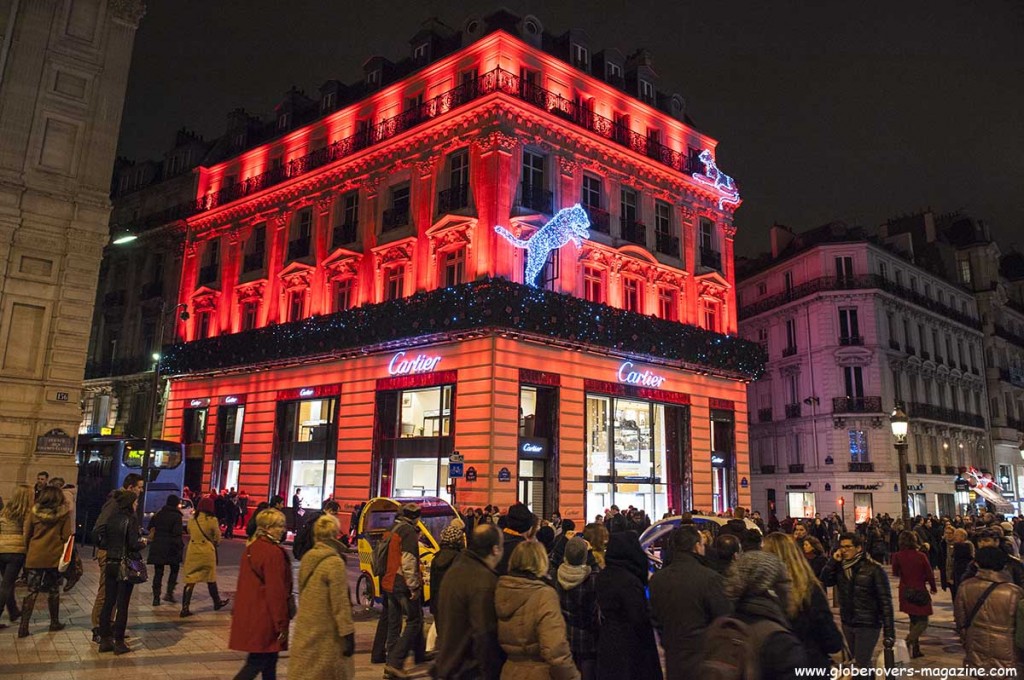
[138,302,189,522]
[111,229,138,245]
[891,403,910,521]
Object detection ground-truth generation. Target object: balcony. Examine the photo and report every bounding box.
[839,336,864,346]
[621,220,646,246]
[889,339,901,351]
[332,223,357,249]
[832,396,882,413]
[782,345,798,357]
[788,463,805,473]
[915,464,928,474]
[700,247,722,271]
[944,466,957,475]
[518,182,553,214]
[921,350,931,361]
[381,208,410,232]
[849,462,874,473]
[286,237,311,261]
[655,231,680,257]
[1008,417,1024,432]
[84,355,154,379]
[140,281,163,300]
[242,251,264,273]
[437,184,469,213]
[737,273,981,328]
[197,264,218,286]
[935,356,945,366]
[906,344,916,356]
[1000,368,1024,388]
[760,465,776,474]
[785,403,802,419]
[758,407,773,423]
[931,465,943,475]
[995,324,1024,350]
[906,401,986,429]
[585,206,610,234]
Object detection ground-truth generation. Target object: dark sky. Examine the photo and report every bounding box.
[117,0,1024,257]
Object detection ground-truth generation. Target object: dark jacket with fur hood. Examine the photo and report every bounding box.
[24,504,72,569]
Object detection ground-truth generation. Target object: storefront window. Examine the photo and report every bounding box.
[711,409,736,514]
[272,397,338,509]
[586,394,684,520]
[911,492,927,517]
[518,384,558,518]
[853,492,873,523]
[787,492,815,518]
[213,404,244,492]
[183,406,208,494]
[376,384,454,501]
[936,493,956,518]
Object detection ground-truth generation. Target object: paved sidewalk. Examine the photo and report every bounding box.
[0,541,968,678]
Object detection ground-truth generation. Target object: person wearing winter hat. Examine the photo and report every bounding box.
[536,525,555,554]
[549,519,577,572]
[383,502,425,677]
[955,546,1024,670]
[429,518,465,619]
[496,503,536,576]
[1000,522,1021,557]
[716,551,807,677]
[556,538,600,680]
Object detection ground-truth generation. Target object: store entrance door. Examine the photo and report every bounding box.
[183,407,208,494]
[712,465,729,515]
[518,460,546,516]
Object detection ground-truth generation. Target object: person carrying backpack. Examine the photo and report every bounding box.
[291,501,340,562]
[700,551,806,680]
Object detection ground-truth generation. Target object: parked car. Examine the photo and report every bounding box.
[639,515,762,568]
[178,497,194,527]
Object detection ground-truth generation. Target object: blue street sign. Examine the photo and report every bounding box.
[465,466,477,482]
[449,462,464,478]
[498,467,512,482]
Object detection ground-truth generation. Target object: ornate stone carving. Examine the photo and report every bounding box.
[474,131,517,154]
[280,268,312,290]
[415,158,435,178]
[226,228,241,245]
[315,195,334,216]
[324,256,360,280]
[235,281,266,302]
[374,243,414,270]
[558,157,580,178]
[723,223,738,239]
[364,174,387,198]
[429,225,472,254]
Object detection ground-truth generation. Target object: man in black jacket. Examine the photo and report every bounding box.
[649,525,732,680]
[434,524,505,680]
[821,532,895,669]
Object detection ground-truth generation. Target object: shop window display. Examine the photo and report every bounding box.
[272,397,338,508]
[376,384,454,501]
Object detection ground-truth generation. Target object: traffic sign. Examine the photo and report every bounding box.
[449,462,464,478]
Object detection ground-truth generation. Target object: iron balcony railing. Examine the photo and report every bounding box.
[906,401,986,429]
[381,208,410,231]
[700,247,722,271]
[437,184,470,213]
[760,465,776,474]
[586,206,610,234]
[849,462,874,473]
[197,264,218,286]
[331,223,357,249]
[789,463,805,473]
[655,231,680,257]
[906,344,916,356]
[758,407,773,423]
[242,251,265,273]
[84,355,154,379]
[833,396,882,413]
[287,237,311,261]
[921,350,931,360]
[621,220,646,246]
[151,67,706,226]
[782,345,798,357]
[785,403,801,419]
[995,324,1024,350]
[739,274,981,328]
[839,335,864,346]
[518,182,553,214]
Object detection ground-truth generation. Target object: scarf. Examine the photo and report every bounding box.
[842,552,864,581]
[557,562,591,590]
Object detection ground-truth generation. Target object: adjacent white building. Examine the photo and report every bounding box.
[738,222,991,521]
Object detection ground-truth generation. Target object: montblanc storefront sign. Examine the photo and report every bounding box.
[841,483,882,490]
[388,351,442,376]
[617,361,666,388]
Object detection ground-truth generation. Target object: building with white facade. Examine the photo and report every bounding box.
[738,222,991,521]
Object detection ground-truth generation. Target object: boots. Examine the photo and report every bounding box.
[47,593,65,632]
[209,582,230,610]
[98,636,115,653]
[912,642,923,659]
[179,584,195,618]
[17,593,36,638]
[152,585,162,606]
[163,580,177,604]
[113,639,132,655]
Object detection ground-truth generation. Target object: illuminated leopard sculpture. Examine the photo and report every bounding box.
[494,203,590,287]
[692,149,741,209]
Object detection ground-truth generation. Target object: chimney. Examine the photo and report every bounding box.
[770,224,794,258]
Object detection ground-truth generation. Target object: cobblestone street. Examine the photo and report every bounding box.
[0,540,968,678]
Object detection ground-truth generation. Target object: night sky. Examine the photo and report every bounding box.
[117,0,1024,258]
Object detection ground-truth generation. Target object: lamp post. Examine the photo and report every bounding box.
[890,403,910,521]
[138,301,188,522]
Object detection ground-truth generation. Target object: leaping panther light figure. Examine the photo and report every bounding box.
[691,149,741,210]
[494,204,590,287]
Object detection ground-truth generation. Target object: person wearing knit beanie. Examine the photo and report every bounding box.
[439,519,466,549]
[724,550,788,600]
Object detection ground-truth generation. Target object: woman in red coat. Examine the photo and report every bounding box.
[229,507,292,680]
[891,530,937,659]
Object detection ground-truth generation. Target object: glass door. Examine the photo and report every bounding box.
[272,397,338,509]
[182,407,208,495]
[212,404,244,492]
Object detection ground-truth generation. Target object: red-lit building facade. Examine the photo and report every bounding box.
[158,12,762,528]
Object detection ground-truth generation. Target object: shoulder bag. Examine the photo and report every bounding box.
[119,519,148,584]
[194,515,220,565]
[963,581,1003,630]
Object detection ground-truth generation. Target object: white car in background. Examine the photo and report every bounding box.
[639,515,762,569]
[178,498,194,527]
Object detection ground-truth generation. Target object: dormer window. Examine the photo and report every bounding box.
[277,112,291,130]
[367,69,381,86]
[233,133,245,148]
[639,80,655,104]
[413,42,428,60]
[321,91,336,112]
[607,62,623,81]
[571,44,589,70]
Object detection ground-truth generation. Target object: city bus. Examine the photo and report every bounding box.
[76,436,186,541]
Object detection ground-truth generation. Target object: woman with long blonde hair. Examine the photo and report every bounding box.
[0,485,31,628]
[763,532,843,672]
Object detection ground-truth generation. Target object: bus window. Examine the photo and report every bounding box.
[123,444,184,469]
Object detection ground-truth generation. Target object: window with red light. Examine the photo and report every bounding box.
[385,266,405,301]
[623,277,642,313]
[442,247,465,288]
[287,289,306,322]
[702,300,720,333]
[240,301,258,331]
[583,265,604,304]
[655,201,671,235]
[658,287,678,322]
[582,174,601,210]
[448,150,469,190]
[196,310,212,340]
[333,278,355,312]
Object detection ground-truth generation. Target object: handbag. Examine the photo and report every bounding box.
[57,535,75,573]
[118,521,148,584]
[875,639,909,670]
[905,587,931,606]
